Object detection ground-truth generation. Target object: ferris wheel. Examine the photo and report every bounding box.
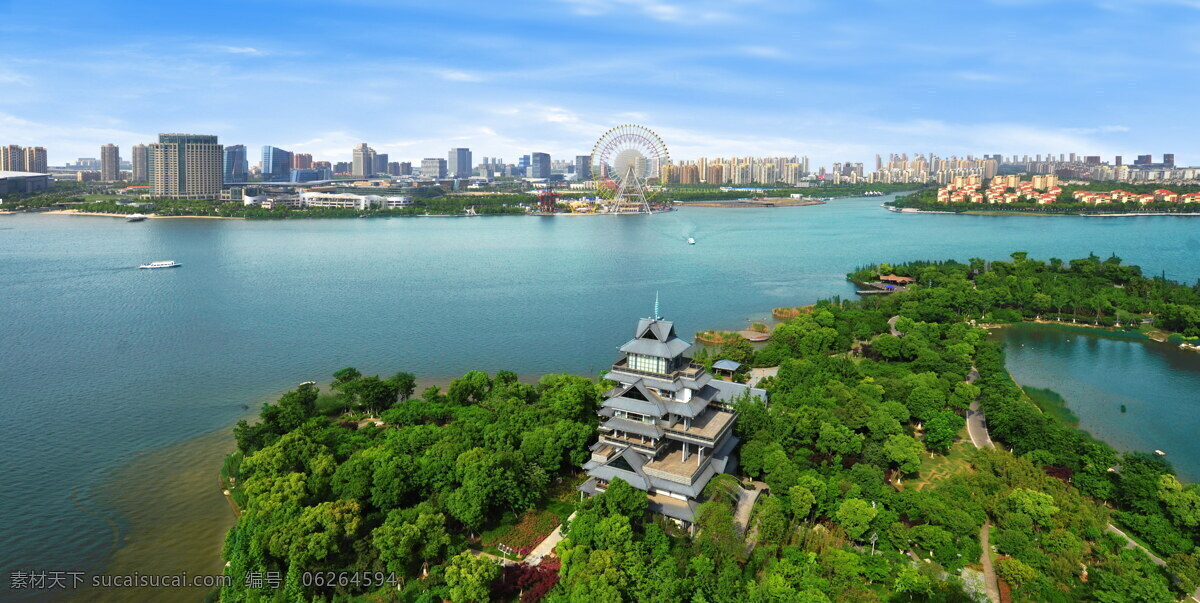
[591,124,670,213]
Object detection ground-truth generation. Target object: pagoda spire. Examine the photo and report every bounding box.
[654,291,660,320]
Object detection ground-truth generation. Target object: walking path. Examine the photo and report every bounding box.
[733,481,767,537]
[978,521,1001,603]
[525,512,575,566]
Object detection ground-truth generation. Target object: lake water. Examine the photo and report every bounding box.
[2,195,1200,600]
[994,323,1200,482]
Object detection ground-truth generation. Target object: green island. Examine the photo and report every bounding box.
[217,253,1200,602]
[888,183,1200,215]
[5,181,921,219]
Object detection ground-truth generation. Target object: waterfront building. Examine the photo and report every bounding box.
[261,146,293,182]
[352,143,376,178]
[0,170,51,194]
[580,311,766,526]
[1,145,24,172]
[23,147,48,174]
[421,158,447,178]
[449,147,472,179]
[223,145,248,183]
[148,133,223,200]
[100,144,120,181]
[131,144,149,181]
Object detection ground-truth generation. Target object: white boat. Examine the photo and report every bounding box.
[687,237,696,245]
[139,260,181,269]
[127,213,148,222]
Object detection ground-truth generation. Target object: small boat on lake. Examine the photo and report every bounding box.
[139,260,181,269]
[687,237,696,245]
[127,214,148,222]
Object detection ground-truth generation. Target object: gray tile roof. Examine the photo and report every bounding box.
[602,417,663,439]
[618,337,691,359]
[712,359,742,371]
[708,380,767,404]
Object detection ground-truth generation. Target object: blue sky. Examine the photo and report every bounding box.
[1,0,1198,167]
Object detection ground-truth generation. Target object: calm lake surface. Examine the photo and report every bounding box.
[2,195,1199,600]
[995,324,1200,482]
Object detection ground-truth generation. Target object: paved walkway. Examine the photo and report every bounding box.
[746,366,778,388]
[888,315,902,336]
[979,521,1000,603]
[525,512,575,566]
[733,481,767,537]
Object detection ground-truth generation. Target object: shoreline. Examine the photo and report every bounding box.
[40,210,244,220]
[885,205,1200,218]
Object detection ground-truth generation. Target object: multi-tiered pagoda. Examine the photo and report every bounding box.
[580,312,767,526]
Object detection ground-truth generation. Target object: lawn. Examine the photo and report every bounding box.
[480,508,561,557]
[907,431,974,491]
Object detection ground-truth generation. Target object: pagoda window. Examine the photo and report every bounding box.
[629,354,666,374]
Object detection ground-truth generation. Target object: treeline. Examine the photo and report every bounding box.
[220,369,602,601]
[847,252,1200,337]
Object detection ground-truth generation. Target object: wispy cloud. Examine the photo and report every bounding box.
[213,45,264,56]
[434,69,485,82]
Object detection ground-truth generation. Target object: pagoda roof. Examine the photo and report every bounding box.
[617,318,692,359]
[601,381,669,415]
[602,416,664,439]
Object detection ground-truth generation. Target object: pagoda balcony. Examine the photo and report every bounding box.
[663,409,735,446]
[610,357,706,381]
[599,432,664,455]
[644,443,711,485]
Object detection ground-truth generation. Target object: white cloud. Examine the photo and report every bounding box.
[553,0,730,23]
[434,69,485,82]
[214,46,264,56]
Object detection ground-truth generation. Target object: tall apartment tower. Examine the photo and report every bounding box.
[448,147,472,179]
[131,144,149,181]
[292,153,313,170]
[222,145,247,183]
[148,133,223,199]
[352,143,376,178]
[373,153,389,176]
[23,147,48,173]
[100,144,121,181]
[575,155,592,180]
[530,152,551,179]
[2,145,25,171]
[421,158,447,179]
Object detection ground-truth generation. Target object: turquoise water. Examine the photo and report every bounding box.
[2,195,1200,597]
[994,324,1200,482]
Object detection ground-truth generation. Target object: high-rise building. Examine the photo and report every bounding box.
[100,144,121,181]
[1135,154,1152,165]
[148,133,223,199]
[398,162,412,176]
[131,144,149,181]
[292,153,313,169]
[1163,154,1175,167]
[1115,156,1123,166]
[22,147,48,173]
[261,146,293,182]
[1,145,24,171]
[448,147,472,179]
[223,145,247,183]
[530,152,551,179]
[373,153,389,176]
[421,158,447,178]
[575,155,592,180]
[352,143,376,178]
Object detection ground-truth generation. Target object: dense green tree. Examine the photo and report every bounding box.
[444,550,500,603]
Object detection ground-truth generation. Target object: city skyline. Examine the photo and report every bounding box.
[2,1,1199,167]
